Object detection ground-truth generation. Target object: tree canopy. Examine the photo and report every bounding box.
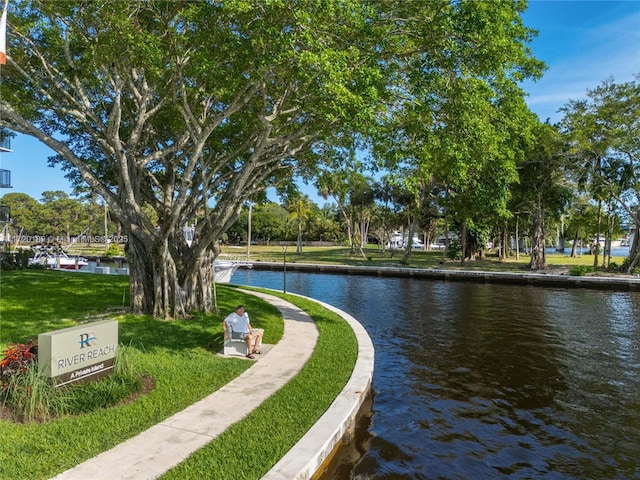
[561,76,640,271]
[0,0,545,317]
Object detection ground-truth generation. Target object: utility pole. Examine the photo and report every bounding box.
[247,202,252,260]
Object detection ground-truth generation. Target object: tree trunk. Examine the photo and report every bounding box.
[442,215,450,262]
[296,220,302,254]
[627,208,640,272]
[127,234,155,316]
[570,229,579,258]
[515,214,521,261]
[126,228,215,320]
[528,204,547,270]
[459,222,467,266]
[593,200,602,268]
[629,239,640,272]
[500,220,508,261]
[402,217,418,263]
[337,206,354,255]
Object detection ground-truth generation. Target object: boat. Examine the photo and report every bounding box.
[591,236,624,248]
[28,245,89,270]
[386,231,424,250]
[214,255,252,283]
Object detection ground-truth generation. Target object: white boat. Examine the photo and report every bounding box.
[591,236,624,248]
[29,245,89,270]
[214,255,252,283]
[386,231,424,250]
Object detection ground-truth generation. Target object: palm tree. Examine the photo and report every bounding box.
[286,196,312,254]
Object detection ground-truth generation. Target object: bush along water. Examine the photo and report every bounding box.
[0,250,33,270]
[568,265,594,276]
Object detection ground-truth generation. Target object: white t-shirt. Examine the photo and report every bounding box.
[225,312,250,334]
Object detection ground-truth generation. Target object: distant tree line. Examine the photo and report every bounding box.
[0,191,121,244]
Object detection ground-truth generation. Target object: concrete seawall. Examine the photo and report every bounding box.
[261,293,375,480]
[250,261,640,291]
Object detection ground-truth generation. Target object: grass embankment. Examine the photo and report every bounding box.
[0,271,357,479]
[223,244,629,275]
[66,242,628,275]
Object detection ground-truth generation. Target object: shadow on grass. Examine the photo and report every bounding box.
[0,270,130,342]
[0,272,283,354]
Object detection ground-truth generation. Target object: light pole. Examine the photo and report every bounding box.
[246,202,252,259]
[281,243,288,294]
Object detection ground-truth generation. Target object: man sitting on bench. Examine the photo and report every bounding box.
[223,305,264,359]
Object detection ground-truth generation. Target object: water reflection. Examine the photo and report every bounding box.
[233,270,640,479]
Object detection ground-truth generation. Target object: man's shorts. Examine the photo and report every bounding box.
[231,329,263,340]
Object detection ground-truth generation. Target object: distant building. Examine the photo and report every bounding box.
[0,168,10,188]
[0,133,13,226]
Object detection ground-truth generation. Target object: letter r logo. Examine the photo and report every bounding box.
[78,332,97,348]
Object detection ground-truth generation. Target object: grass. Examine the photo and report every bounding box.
[162,289,357,479]
[0,270,357,480]
[224,244,630,274]
[0,271,280,478]
[66,241,630,275]
[0,246,628,477]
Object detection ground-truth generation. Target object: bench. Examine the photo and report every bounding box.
[223,335,249,356]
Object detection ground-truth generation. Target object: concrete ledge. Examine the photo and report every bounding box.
[251,261,640,291]
[261,295,375,480]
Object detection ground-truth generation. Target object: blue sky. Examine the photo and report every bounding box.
[1,0,639,203]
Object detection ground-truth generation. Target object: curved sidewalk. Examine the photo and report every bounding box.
[53,290,319,480]
[52,289,375,480]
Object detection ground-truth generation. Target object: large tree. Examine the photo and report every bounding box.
[0,1,383,318]
[0,192,40,238]
[561,76,640,272]
[371,0,545,264]
[0,0,548,317]
[512,122,571,270]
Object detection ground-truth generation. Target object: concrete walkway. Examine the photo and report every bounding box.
[53,290,319,480]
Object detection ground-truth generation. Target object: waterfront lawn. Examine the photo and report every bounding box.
[0,271,294,479]
[232,244,628,273]
[161,289,358,479]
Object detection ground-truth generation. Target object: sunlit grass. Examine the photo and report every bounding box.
[161,289,357,480]
[0,274,286,478]
[0,271,356,480]
[0,270,131,343]
[224,244,628,273]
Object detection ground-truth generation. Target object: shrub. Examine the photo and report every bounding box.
[446,240,462,261]
[0,250,32,270]
[0,344,143,422]
[568,265,593,276]
[105,242,121,257]
[2,363,70,422]
[618,257,639,275]
[0,340,38,380]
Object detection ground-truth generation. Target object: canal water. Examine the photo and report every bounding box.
[232,269,640,479]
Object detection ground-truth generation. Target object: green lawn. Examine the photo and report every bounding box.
[0,271,356,479]
[65,242,629,275]
[224,244,629,274]
[0,246,630,478]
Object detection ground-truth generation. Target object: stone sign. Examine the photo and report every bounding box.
[38,319,118,386]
